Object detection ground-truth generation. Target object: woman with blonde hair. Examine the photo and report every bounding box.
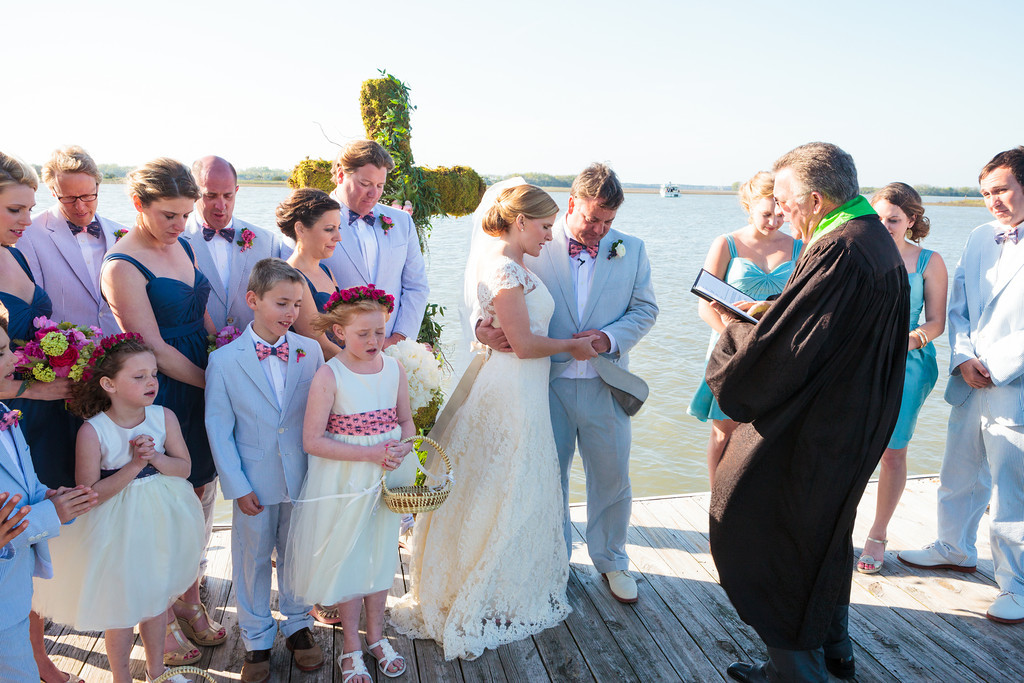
[390,183,597,660]
[857,182,946,574]
[688,171,801,485]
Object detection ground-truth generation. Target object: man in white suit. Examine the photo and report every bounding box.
[325,140,428,347]
[899,147,1024,624]
[184,156,287,331]
[21,145,122,333]
[479,164,658,603]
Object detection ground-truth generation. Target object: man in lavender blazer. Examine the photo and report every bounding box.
[20,146,122,333]
[183,156,288,331]
[325,140,428,346]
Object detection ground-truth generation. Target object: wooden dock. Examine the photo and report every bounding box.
[42,476,1024,682]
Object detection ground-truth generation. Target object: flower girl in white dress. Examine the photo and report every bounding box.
[32,334,205,683]
[284,286,417,682]
[389,185,599,660]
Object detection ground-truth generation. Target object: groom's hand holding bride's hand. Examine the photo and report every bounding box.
[573,329,611,354]
[569,334,601,361]
[476,316,512,352]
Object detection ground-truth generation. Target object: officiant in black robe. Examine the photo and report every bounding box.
[706,143,909,683]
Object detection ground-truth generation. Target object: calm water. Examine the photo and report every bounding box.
[31,185,994,512]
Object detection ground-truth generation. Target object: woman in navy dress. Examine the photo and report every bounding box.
[100,158,225,665]
[277,189,343,359]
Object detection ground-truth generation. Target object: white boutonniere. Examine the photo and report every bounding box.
[608,239,625,260]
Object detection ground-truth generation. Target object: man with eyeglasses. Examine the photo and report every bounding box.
[21,145,122,335]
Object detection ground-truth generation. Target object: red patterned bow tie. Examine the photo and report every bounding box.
[995,227,1020,245]
[568,238,599,259]
[255,341,289,362]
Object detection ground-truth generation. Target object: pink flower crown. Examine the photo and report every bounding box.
[82,332,146,382]
[324,285,395,313]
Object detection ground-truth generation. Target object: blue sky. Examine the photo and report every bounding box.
[4,0,1017,186]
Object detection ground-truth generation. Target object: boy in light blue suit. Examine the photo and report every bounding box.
[205,259,325,682]
[0,306,96,682]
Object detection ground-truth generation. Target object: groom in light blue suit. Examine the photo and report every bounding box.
[205,259,325,674]
[325,140,428,347]
[184,156,288,331]
[482,164,658,603]
[899,147,1024,624]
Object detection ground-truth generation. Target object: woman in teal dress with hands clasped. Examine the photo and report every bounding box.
[857,182,947,574]
[688,171,801,485]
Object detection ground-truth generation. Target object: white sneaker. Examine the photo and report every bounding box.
[897,543,976,573]
[603,570,638,603]
[987,592,1024,624]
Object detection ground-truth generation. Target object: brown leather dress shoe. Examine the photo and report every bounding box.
[286,627,325,671]
[241,648,271,683]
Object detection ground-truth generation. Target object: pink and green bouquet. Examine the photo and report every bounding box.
[14,316,102,385]
[207,325,242,354]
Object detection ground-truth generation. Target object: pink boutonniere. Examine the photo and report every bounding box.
[236,228,256,252]
[380,215,394,235]
[296,349,307,363]
[0,408,23,431]
[113,228,128,242]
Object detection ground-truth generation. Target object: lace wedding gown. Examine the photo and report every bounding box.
[389,256,571,660]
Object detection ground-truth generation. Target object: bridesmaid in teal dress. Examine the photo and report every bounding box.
[100,158,225,665]
[858,183,947,574]
[277,188,343,359]
[688,171,801,485]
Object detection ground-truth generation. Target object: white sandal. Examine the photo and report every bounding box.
[365,638,407,678]
[339,651,371,683]
[857,537,888,574]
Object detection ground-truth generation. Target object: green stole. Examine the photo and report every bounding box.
[807,195,876,246]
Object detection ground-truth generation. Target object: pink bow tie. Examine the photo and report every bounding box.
[0,406,22,432]
[568,238,599,259]
[255,341,289,362]
[995,227,1020,245]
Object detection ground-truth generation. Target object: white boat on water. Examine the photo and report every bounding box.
[660,182,680,198]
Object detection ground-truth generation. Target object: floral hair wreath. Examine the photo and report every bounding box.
[82,332,146,382]
[323,284,395,314]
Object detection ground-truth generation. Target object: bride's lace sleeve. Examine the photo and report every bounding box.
[477,258,535,316]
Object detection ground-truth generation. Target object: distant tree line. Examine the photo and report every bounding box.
[731,179,982,198]
[95,163,288,182]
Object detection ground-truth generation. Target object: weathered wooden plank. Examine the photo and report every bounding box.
[529,620,595,683]
[557,569,639,681]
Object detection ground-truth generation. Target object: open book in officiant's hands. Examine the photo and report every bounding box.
[691,269,771,324]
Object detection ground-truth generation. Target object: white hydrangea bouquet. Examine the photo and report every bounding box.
[384,338,444,432]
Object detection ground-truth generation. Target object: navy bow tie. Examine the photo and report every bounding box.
[995,227,1021,245]
[348,209,375,226]
[68,219,102,238]
[568,238,599,259]
[203,226,235,242]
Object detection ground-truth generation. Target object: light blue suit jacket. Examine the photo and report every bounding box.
[20,204,122,333]
[945,219,1024,423]
[526,219,658,381]
[183,215,287,331]
[205,327,324,504]
[0,411,61,630]
[323,201,428,341]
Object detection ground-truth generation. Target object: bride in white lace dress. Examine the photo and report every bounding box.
[389,184,599,660]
